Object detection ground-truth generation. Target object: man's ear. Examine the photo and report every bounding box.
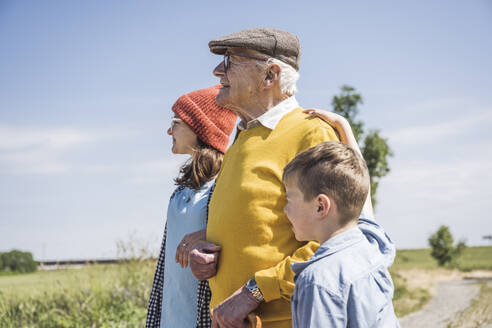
[315,194,331,218]
[264,64,281,88]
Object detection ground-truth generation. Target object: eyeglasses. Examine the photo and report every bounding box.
[223,53,268,72]
[170,117,183,130]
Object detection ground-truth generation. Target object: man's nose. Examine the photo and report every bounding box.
[167,127,172,135]
[213,61,225,77]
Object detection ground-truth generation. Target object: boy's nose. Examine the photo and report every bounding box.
[167,127,172,135]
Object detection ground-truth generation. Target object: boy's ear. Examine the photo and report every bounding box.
[315,194,331,218]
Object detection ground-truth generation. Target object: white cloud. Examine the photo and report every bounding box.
[1,148,71,174]
[398,97,470,113]
[0,125,95,150]
[129,157,185,185]
[377,150,492,248]
[385,158,491,203]
[386,109,492,146]
[0,125,111,174]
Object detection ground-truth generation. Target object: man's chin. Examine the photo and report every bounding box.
[217,87,233,105]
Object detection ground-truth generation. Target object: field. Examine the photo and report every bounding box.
[391,246,492,319]
[0,260,155,328]
[393,246,492,271]
[0,246,491,327]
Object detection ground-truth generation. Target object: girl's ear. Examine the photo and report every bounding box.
[315,194,331,218]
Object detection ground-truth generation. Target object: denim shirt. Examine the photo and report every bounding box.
[160,180,214,328]
[291,213,400,328]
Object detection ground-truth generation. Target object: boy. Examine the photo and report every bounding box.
[283,114,400,327]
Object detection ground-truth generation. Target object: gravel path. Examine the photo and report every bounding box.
[399,279,481,328]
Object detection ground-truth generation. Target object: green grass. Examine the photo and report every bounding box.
[0,260,156,328]
[0,246,490,326]
[393,246,492,271]
[391,270,431,317]
[0,265,119,297]
[446,281,492,328]
[391,246,492,318]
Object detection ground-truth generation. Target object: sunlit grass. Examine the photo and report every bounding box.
[0,246,490,326]
[393,246,492,271]
[391,270,431,318]
[446,281,492,328]
[0,260,156,328]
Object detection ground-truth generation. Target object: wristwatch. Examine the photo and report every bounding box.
[245,278,264,302]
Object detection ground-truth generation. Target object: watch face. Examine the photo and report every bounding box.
[247,279,256,288]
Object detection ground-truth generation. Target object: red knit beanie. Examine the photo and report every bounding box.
[172,85,237,153]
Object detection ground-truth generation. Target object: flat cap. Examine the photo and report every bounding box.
[209,28,301,71]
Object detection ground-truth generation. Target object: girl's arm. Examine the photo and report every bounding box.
[303,108,373,217]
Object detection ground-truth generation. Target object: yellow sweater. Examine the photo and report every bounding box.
[207,108,339,327]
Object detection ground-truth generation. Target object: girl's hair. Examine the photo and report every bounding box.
[174,138,224,190]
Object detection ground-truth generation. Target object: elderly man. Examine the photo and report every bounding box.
[190,28,339,328]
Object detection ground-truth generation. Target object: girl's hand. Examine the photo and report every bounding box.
[304,108,373,217]
[303,108,362,158]
[175,229,206,268]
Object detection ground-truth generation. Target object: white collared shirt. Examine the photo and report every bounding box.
[238,96,299,131]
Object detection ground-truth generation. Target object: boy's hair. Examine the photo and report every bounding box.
[283,141,370,224]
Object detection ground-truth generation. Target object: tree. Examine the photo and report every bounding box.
[0,250,37,273]
[332,85,392,207]
[428,225,466,267]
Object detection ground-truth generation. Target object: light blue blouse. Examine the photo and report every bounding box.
[160,180,214,328]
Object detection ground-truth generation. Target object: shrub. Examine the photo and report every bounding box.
[0,250,37,273]
[428,225,466,267]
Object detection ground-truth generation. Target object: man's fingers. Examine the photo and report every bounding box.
[190,261,217,280]
[190,249,219,264]
[189,249,208,264]
[203,245,222,253]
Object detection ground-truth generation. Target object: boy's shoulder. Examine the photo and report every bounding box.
[295,229,389,299]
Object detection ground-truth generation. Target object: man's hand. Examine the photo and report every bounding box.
[175,229,206,268]
[212,285,262,328]
[189,241,221,280]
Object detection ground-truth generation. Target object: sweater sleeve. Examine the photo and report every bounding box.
[254,121,339,302]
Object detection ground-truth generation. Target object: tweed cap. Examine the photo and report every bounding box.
[208,28,301,71]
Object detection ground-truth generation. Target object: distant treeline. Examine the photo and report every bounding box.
[0,250,37,273]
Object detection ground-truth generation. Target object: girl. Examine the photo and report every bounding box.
[146,85,237,328]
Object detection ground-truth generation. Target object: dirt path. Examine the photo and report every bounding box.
[399,279,481,328]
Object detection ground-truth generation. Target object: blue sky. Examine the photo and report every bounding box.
[1,1,491,260]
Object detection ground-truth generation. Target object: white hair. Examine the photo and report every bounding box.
[266,58,299,96]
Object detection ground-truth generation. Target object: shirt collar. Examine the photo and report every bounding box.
[291,227,364,277]
[238,96,299,131]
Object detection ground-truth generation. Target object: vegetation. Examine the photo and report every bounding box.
[391,246,492,319]
[393,246,492,271]
[0,260,156,327]
[0,250,37,273]
[391,270,431,318]
[428,225,466,267]
[0,246,490,326]
[0,237,156,327]
[332,85,392,208]
[446,282,492,328]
